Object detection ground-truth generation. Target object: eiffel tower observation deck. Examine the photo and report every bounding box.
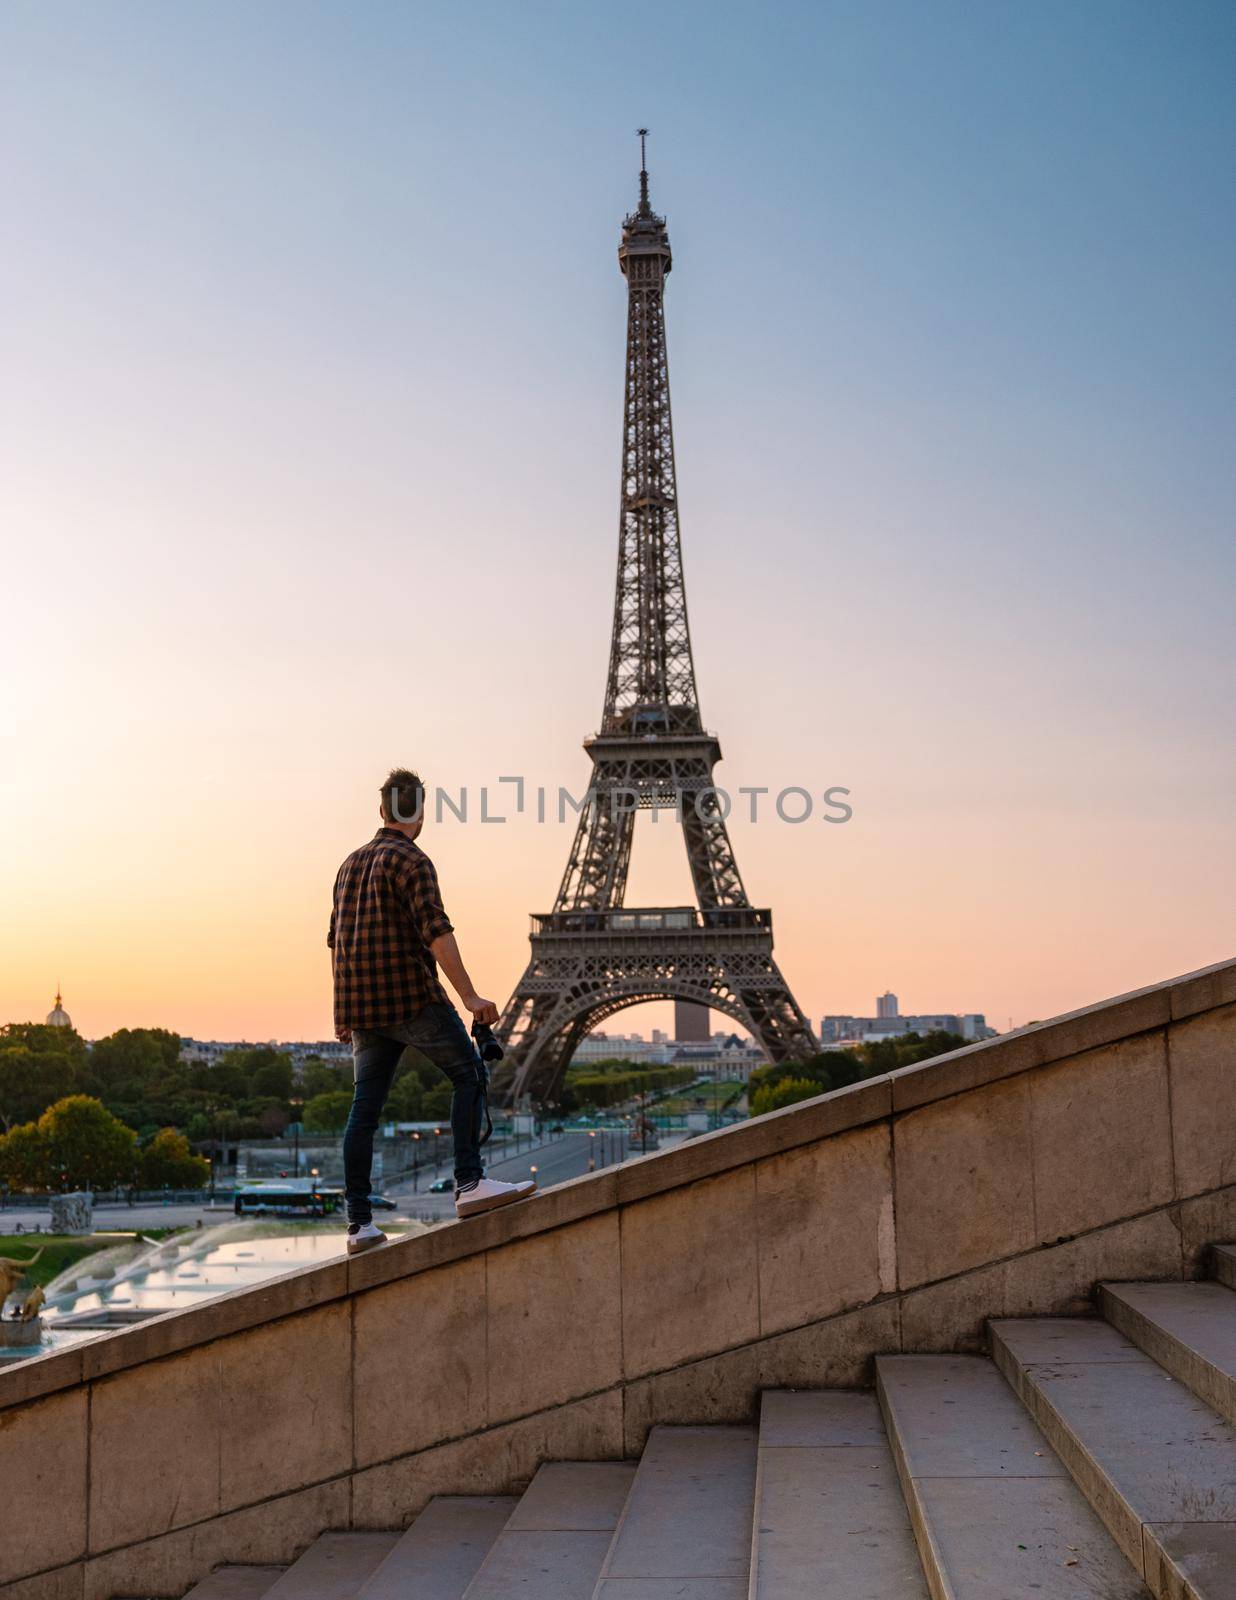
[497,137,817,1106]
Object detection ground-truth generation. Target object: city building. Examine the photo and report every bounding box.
[673,999,711,1041]
[180,1038,351,1070]
[820,996,997,1047]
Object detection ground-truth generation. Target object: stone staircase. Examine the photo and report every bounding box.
[173,1245,1236,1600]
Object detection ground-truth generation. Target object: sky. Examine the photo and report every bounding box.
[2,0,1234,1043]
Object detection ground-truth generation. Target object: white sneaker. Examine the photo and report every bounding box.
[346,1221,388,1255]
[455,1177,537,1219]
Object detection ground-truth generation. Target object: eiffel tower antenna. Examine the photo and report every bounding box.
[496,147,817,1107]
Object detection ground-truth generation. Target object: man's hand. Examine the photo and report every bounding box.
[335,1024,352,1045]
[464,994,499,1027]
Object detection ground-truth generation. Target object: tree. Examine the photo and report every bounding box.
[749,1076,823,1117]
[0,1021,88,1065]
[0,1121,48,1190]
[0,1095,138,1191]
[386,1074,423,1122]
[139,1128,210,1189]
[0,1047,82,1130]
[300,1057,350,1099]
[260,1104,289,1137]
[303,1090,353,1132]
[421,1083,453,1121]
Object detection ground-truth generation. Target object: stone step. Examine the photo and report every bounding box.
[182,1567,287,1600]
[262,1533,401,1600]
[876,1353,1149,1600]
[990,1317,1236,1600]
[1213,1245,1236,1293]
[461,1462,636,1600]
[592,1425,757,1600]
[1099,1281,1236,1425]
[358,1498,518,1600]
[749,1389,928,1599]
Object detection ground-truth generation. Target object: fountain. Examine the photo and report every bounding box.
[0,1248,47,1350]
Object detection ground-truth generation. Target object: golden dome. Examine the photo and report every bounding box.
[45,987,72,1029]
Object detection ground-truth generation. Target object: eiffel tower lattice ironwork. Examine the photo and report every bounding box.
[496,136,817,1106]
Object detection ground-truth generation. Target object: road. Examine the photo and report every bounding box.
[388,1129,642,1223]
[0,1130,681,1235]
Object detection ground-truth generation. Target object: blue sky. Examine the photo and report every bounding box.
[3,1,1234,1037]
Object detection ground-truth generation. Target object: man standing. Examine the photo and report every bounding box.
[329,768,535,1254]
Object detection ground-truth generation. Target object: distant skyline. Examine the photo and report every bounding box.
[3,2,1235,1041]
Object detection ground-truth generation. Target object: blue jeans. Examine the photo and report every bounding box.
[344,1002,487,1225]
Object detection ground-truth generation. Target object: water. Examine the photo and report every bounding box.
[1,1219,426,1363]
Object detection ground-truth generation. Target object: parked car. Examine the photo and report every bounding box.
[428,1177,455,1194]
[369,1194,397,1211]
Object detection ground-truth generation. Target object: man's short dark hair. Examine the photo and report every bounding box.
[381,768,425,825]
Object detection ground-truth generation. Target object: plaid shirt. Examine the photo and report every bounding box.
[329,829,454,1031]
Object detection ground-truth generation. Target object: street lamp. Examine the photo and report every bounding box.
[289,1097,304,1178]
[588,1130,597,1173]
[412,1131,421,1192]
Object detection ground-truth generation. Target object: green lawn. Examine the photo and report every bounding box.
[0,1232,147,1290]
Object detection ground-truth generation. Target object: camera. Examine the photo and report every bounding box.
[471,1021,505,1063]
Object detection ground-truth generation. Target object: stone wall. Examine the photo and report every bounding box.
[3,957,1234,1600]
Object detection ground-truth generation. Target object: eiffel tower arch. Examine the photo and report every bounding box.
[496,137,817,1107]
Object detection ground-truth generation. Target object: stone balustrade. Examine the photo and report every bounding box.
[2,955,1234,1599]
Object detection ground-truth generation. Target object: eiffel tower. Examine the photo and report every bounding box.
[497,135,817,1106]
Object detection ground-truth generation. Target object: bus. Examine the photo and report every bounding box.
[233,1180,343,1218]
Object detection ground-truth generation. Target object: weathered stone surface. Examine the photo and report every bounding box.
[1030,1034,1173,1243]
[752,1443,927,1599]
[464,1462,635,1600]
[595,1426,756,1585]
[218,1302,352,1510]
[1176,1189,1236,1274]
[49,1192,92,1235]
[89,1342,221,1552]
[1144,1521,1236,1600]
[486,1212,621,1422]
[894,1075,1036,1288]
[620,1166,759,1378]
[991,1318,1236,1570]
[0,1388,88,1583]
[1099,1280,1236,1424]
[621,1338,763,1455]
[0,1566,85,1600]
[878,1354,1064,1478]
[758,1388,888,1447]
[877,1353,1144,1599]
[890,978,1174,1113]
[0,1342,85,1412]
[755,1298,901,1392]
[755,1123,893,1335]
[1168,956,1236,1022]
[504,1461,636,1530]
[464,1529,614,1598]
[182,1565,287,1600]
[1169,1004,1236,1196]
[356,1497,515,1600]
[616,1077,892,1206]
[353,1255,487,1469]
[751,1391,926,1600]
[261,1533,399,1600]
[82,1479,350,1600]
[345,1173,622,1296]
[913,1477,1146,1599]
[350,1391,624,1529]
[80,1257,350,1383]
[1215,1243,1236,1291]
